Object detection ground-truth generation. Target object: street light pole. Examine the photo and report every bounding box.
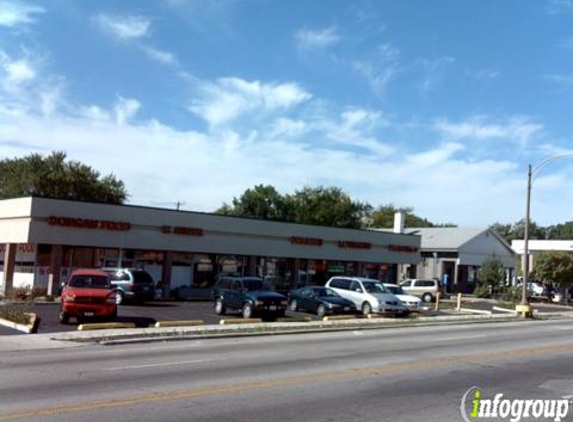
[518,153,573,316]
[521,164,532,307]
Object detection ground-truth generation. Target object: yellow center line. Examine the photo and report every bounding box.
[1,342,572,421]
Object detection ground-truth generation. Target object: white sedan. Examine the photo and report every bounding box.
[383,283,422,311]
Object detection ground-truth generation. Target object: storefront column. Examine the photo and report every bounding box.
[161,251,173,297]
[47,245,63,296]
[247,256,257,277]
[356,262,364,277]
[1,243,17,297]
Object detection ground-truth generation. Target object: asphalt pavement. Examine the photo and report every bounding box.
[1,318,573,421]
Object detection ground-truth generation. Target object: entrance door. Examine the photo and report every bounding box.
[442,261,455,293]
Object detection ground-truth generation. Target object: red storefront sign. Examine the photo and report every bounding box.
[162,225,204,236]
[388,245,419,253]
[290,236,323,246]
[337,240,372,249]
[47,216,131,231]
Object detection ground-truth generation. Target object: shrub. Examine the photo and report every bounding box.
[0,302,32,325]
[31,287,48,299]
[473,283,491,298]
[499,286,523,304]
[7,287,31,302]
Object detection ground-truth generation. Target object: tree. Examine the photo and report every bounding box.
[216,184,290,221]
[288,186,371,229]
[532,251,573,294]
[490,219,547,244]
[475,257,505,298]
[0,151,127,204]
[369,204,438,228]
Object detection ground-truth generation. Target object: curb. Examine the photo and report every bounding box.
[77,322,136,331]
[0,313,40,334]
[49,313,522,345]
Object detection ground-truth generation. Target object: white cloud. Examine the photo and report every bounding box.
[0,0,44,28]
[546,0,573,14]
[294,27,341,49]
[434,116,543,145]
[353,43,400,95]
[95,14,150,40]
[141,46,178,66]
[114,96,141,125]
[543,74,573,86]
[189,77,311,127]
[418,56,455,93]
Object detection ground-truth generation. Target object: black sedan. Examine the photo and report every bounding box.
[288,286,356,317]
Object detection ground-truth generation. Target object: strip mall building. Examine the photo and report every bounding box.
[0,197,421,297]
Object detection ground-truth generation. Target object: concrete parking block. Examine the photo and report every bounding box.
[77,322,136,331]
[219,318,262,325]
[322,315,357,321]
[154,320,204,328]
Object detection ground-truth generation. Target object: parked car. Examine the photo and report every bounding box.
[101,267,156,305]
[59,269,117,324]
[288,286,356,317]
[383,283,422,311]
[211,276,288,319]
[325,277,405,315]
[400,278,441,303]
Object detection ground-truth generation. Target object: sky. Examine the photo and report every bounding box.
[1,0,573,227]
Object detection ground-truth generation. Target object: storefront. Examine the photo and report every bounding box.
[0,197,421,297]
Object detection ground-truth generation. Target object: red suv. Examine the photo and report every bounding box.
[59,269,117,324]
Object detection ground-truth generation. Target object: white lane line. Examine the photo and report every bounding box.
[554,326,573,330]
[104,358,227,372]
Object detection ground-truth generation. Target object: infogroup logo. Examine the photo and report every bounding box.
[460,387,570,422]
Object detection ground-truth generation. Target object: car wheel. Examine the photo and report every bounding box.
[289,299,298,312]
[115,290,124,305]
[59,309,69,324]
[362,302,372,315]
[214,299,226,315]
[316,304,326,318]
[242,303,253,319]
[422,293,433,303]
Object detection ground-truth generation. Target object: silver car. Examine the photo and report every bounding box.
[325,276,406,315]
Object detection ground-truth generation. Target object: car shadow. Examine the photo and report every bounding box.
[115,316,157,328]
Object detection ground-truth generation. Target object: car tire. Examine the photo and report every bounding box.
[114,290,124,306]
[362,302,372,315]
[316,304,326,318]
[242,303,253,319]
[214,299,226,315]
[422,293,433,303]
[59,309,69,324]
[289,299,298,312]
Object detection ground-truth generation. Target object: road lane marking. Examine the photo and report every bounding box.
[103,358,226,371]
[3,342,573,421]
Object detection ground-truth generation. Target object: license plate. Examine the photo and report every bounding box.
[84,312,94,317]
[269,306,277,311]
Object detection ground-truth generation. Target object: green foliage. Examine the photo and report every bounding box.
[532,251,573,287]
[217,185,441,229]
[0,151,127,204]
[491,219,548,243]
[0,302,32,325]
[217,185,290,221]
[289,186,371,229]
[498,286,522,304]
[218,185,371,228]
[476,256,505,296]
[473,283,491,298]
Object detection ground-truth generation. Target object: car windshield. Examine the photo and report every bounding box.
[243,279,271,292]
[314,288,339,297]
[68,276,110,289]
[362,282,388,294]
[386,285,404,295]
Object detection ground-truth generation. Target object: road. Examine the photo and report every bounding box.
[2,319,573,421]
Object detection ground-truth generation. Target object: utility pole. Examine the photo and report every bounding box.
[175,201,185,211]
